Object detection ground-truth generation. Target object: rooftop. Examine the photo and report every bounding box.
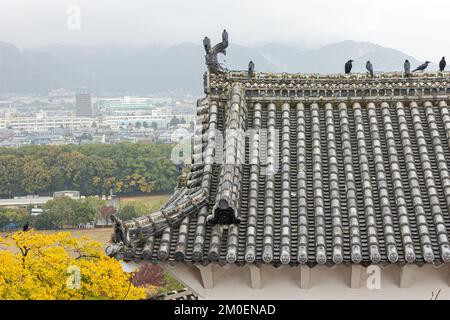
[108,71,450,269]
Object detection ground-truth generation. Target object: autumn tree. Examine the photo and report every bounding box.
[0,231,146,300]
[0,143,179,197]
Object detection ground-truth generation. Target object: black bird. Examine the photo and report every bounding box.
[203,36,211,53]
[345,60,354,74]
[412,61,431,72]
[439,56,446,72]
[366,60,374,77]
[222,29,228,43]
[176,161,184,173]
[248,61,255,76]
[22,221,30,232]
[404,60,411,76]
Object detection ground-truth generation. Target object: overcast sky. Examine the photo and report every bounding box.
[0,0,448,61]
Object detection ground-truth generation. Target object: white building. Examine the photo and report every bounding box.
[0,113,96,131]
[0,108,195,132]
[102,107,194,129]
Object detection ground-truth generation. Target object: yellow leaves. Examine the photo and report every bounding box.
[144,285,158,297]
[91,176,101,186]
[11,230,73,248]
[0,230,146,300]
[123,173,154,193]
[76,257,145,300]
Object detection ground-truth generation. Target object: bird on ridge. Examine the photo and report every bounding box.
[412,61,431,72]
[366,60,374,77]
[345,60,354,74]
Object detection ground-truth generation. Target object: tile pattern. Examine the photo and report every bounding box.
[110,73,450,267]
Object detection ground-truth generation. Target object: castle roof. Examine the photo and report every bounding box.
[108,71,450,268]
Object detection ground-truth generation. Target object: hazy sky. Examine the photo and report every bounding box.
[0,0,448,60]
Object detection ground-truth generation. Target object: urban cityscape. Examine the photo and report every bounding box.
[0,90,196,147]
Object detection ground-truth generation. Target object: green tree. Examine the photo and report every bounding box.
[84,196,107,224]
[0,143,179,197]
[117,204,140,221]
[72,201,97,226]
[0,155,24,197]
[21,157,53,195]
[0,208,28,230]
[44,196,76,229]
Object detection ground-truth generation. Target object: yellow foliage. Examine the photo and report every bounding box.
[144,285,158,297]
[0,230,146,300]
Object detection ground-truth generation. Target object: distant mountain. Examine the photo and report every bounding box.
[257,42,302,71]
[292,40,432,73]
[0,42,84,93]
[0,40,439,94]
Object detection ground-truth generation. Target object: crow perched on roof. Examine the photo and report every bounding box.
[23,221,30,232]
[366,60,374,77]
[203,36,211,53]
[345,60,354,74]
[248,61,255,76]
[404,60,411,76]
[439,57,446,72]
[412,61,431,72]
[222,29,228,43]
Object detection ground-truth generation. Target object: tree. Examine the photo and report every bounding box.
[0,208,28,231]
[0,231,146,300]
[142,121,149,128]
[0,143,179,197]
[84,196,107,225]
[131,264,163,296]
[99,206,116,225]
[21,157,53,195]
[117,204,140,221]
[84,196,106,213]
[72,201,97,227]
[151,122,158,130]
[0,155,24,198]
[44,196,77,229]
[39,196,107,229]
[135,122,142,129]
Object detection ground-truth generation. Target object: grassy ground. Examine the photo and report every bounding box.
[157,273,185,295]
[1,228,113,244]
[119,194,172,206]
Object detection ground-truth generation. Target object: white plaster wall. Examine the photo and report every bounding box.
[160,263,450,300]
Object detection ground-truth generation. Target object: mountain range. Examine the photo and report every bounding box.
[0,40,439,95]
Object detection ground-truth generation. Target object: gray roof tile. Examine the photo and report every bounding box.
[108,72,450,267]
